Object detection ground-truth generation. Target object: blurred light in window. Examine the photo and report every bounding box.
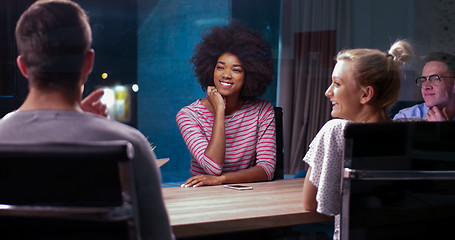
[132,84,139,92]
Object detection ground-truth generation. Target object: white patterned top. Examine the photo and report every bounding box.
[302,118,350,240]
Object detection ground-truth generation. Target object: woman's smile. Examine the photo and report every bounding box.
[219,80,234,88]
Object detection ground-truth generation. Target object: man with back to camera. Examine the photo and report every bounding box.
[393,52,455,121]
[0,0,174,239]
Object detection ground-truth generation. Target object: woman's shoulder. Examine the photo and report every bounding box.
[176,99,214,125]
[177,99,207,115]
[245,99,274,111]
[309,119,350,145]
[256,99,274,107]
[241,100,275,120]
[321,118,351,132]
[307,119,350,154]
[181,99,203,109]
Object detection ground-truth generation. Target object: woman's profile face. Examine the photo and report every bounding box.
[213,52,245,98]
[325,60,364,121]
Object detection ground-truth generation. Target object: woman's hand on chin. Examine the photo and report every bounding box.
[206,86,225,113]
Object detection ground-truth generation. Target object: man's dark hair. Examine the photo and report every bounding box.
[190,22,274,100]
[425,52,455,74]
[15,0,92,90]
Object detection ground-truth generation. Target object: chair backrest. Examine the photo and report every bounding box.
[0,140,138,240]
[341,122,455,240]
[273,106,284,180]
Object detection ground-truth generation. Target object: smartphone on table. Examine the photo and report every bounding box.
[223,184,253,190]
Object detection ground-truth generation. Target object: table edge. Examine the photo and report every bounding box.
[172,211,334,238]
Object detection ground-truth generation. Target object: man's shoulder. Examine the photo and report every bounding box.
[1,110,18,120]
[393,103,427,120]
[0,110,146,143]
[400,102,426,111]
[81,113,147,140]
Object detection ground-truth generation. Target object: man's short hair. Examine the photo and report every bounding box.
[425,52,455,74]
[15,0,92,90]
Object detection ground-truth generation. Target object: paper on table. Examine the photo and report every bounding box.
[157,158,170,167]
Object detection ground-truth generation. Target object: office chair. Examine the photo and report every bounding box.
[341,122,455,240]
[0,140,139,240]
[272,106,284,180]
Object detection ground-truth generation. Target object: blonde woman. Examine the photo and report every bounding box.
[302,40,413,240]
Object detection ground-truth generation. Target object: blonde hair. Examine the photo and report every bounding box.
[336,40,413,119]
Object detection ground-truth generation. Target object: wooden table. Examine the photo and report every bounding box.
[162,178,333,238]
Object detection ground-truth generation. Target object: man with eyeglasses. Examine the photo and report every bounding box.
[393,52,455,121]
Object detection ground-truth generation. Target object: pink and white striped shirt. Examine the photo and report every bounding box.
[176,99,277,180]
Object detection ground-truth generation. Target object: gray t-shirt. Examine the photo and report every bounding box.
[0,110,174,240]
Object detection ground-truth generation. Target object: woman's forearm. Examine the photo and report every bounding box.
[303,167,318,211]
[204,108,226,165]
[220,165,269,184]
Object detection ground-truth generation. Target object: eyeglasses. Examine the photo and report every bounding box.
[415,74,455,87]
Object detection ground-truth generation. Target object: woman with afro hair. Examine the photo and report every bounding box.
[176,23,277,187]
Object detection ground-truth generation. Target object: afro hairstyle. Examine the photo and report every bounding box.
[190,22,274,100]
